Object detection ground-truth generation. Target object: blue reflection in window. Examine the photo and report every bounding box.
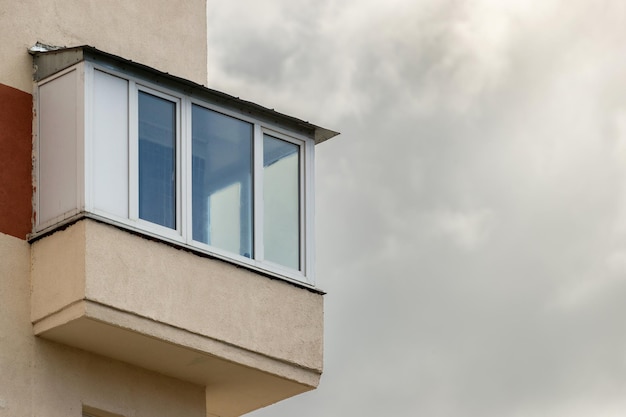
[138,91,176,229]
[192,105,253,258]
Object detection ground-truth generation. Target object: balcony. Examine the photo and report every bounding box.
[31,219,324,417]
[29,46,338,417]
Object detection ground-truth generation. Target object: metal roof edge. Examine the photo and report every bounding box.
[30,44,340,144]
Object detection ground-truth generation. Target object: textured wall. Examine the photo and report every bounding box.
[1,231,207,417]
[31,219,324,373]
[0,233,33,416]
[0,0,207,92]
[0,2,215,416]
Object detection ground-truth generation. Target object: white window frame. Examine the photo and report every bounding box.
[130,83,184,240]
[83,63,315,285]
[258,127,306,273]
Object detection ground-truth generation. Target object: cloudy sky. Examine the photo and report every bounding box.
[207,1,626,416]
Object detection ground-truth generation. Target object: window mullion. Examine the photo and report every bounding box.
[175,97,182,235]
[253,124,264,262]
[128,80,139,221]
[304,139,315,283]
[83,62,93,214]
[181,97,191,243]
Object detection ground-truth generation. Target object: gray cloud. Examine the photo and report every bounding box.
[208,1,626,416]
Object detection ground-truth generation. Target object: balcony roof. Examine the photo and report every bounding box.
[30,44,339,144]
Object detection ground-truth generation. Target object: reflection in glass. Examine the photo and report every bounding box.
[263,135,300,270]
[192,105,253,258]
[138,91,176,229]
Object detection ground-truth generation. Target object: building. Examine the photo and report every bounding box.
[0,2,338,417]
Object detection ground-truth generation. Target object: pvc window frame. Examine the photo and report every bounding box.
[84,63,315,285]
[34,64,86,230]
[130,83,184,240]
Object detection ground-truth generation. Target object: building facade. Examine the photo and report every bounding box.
[0,2,336,417]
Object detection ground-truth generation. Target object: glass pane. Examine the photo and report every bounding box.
[192,105,253,258]
[138,91,176,229]
[263,135,300,270]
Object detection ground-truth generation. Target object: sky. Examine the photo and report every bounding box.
[207,1,626,416]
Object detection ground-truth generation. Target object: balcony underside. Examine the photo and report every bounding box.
[34,299,317,417]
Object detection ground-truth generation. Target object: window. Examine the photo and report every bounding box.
[86,66,313,283]
[263,134,301,270]
[191,104,254,258]
[138,91,177,229]
[34,49,339,286]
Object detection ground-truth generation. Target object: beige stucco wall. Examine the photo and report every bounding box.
[31,219,324,373]
[32,341,206,417]
[0,231,206,417]
[30,219,323,416]
[0,0,207,93]
[30,221,86,321]
[0,232,33,416]
[85,221,323,371]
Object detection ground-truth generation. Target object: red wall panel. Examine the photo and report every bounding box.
[0,84,32,239]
